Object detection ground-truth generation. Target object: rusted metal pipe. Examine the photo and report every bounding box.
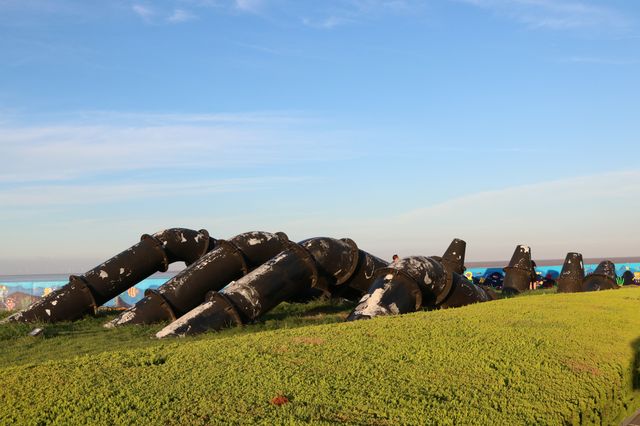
[328,249,388,301]
[583,260,619,292]
[501,245,534,295]
[437,272,494,309]
[156,237,380,337]
[346,256,441,321]
[105,231,290,327]
[556,252,585,293]
[346,251,493,321]
[3,228,212,323]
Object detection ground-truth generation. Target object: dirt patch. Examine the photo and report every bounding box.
[565,359,602,376]
[271,395,289,406]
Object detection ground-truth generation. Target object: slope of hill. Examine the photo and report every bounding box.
[1,289,639,425]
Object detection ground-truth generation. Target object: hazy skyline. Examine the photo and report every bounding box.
[1,0,639,274]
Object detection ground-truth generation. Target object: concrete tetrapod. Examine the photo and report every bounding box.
[3,228,213,323]
[105,231,290,327]
[556,252,585,293]
[155,237,387,338]
[583,260,619,292]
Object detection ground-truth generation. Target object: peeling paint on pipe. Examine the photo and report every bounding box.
[156,237,381,338]
[346,249,493,321]
[106,231,289,327]
[346,256,445,321]
[4,228,212,324]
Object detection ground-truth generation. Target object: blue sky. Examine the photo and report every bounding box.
[1,0,639,274]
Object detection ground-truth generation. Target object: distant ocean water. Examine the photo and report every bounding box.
[1,262,639,312]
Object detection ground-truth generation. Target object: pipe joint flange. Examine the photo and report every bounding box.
[335,237,360,286]
[435,271,455,306]
[206,291,244,327]
[143,289,178,321]
[275,231,289,242]
[216,239,250,275]
[68,275,98,315]
[288,241,320,289]
[195,228,212,258]
[140,233,170,272]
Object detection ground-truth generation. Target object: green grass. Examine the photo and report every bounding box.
[1,289,639,425]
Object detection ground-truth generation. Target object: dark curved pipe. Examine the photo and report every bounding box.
[328,250,388,301]
[437,272,493,309]
[105,231,290,327]
[583,260,619,292]
[346,256,445,321]
[346,254,494,321]
[3,228,212,323]
[155,237,381,338]
[557,252,585,293]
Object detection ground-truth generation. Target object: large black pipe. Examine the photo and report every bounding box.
[583,260,619,292]
[105,231,290,327]
[155,237,381,338]
[501,245,535,295]
[346,256,440,321]
[346,254,494,321]
[557,252,585,293]
[3,228,212,323]
[437,272,494,309]
[327,249,388,301]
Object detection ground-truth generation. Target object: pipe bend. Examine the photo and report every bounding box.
[299,237,360,287]
[147,228,212,265]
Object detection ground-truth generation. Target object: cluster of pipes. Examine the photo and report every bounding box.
[1,228,623,338]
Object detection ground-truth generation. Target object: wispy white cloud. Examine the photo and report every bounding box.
[234,0,263,13]
[131,3,154,22]
[457,0,630,31]
[298,0,425,29]
[0,177,310,207]
[0,111,350,184]
[302,15,354,29]
[167,8,197,23]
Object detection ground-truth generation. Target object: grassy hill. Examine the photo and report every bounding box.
[1,288,639,425]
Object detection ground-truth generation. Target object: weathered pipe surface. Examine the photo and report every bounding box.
[437,272,493,309]
[4,228,212,324]
[440,238,467,275]
[583,260,619,292]
[556,253,585,293]
[346,256,445,321]
[329,250,388,301]
[346,254,495,321]
[156,237,379,338]
[501,245,534,295]
[105,231,289,327]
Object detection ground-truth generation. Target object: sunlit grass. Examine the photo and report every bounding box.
[1,288,639,425]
